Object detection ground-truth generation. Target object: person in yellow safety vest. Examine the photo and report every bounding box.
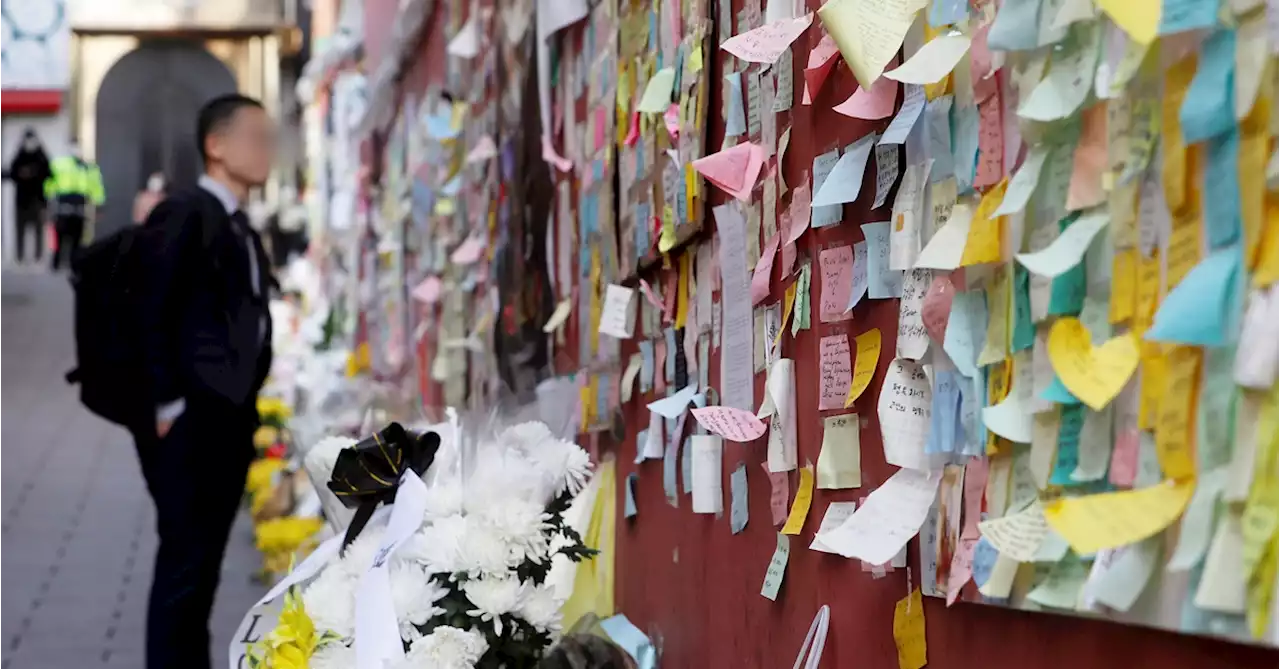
[44,142,105,271]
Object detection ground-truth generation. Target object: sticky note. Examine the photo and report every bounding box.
[599,284,637,338]
[960,180,1007,266]
[921,275,956,345]
[1018,22,1101,121]
[818,334,854,410]
[817,0,923,88]
[782,465,815,535]
[863,221,905,298]
[691,406,767,442]
[1043,479,1196,555]
[760,533,791,601]
[878,357,934,470]
[881,84,928,145]
[896,269,933,361]
[1099,0,1158,45]
[885,34,971,84]
[1047,317,1139,411]
[1154,345,1201,480]
[725,71,747,137]
[811,148,844,227]
[847,241,870,311]
[1016,210,1109,278]
[1179,29,1236,144]
[914,202,972,270]
[647,383,700,420]
[730,462,749,534]
[818,414,863,489]
[810,501,859,553]
[691,435,723,514]
[834,75,899,120]
[1146,245,1243,347]
[812,133,877,206]
[814,468,940,564]
[721,13,813,64]
[846,329,882,406]
[819,245,857,322]
[693,142,765,201]
[893,588,928,669]
[803,34,841,103]
[637,67,677,113]
[624,472,639,519]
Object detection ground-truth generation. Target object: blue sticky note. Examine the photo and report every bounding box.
[1147,245,1243,347]
[1180,30,1236,144]
[929,0,969,26]
[730,463,749,534]
[943,290,987,379]
[1160,0,1221,38]
[1049,216,1086,316]
[600,614,657,669]
[1040,375,1083,405]
[1204,129,1243,249]
[1011,265,1035,352]
[987,0,1042,51]
[635,202,652,260]
[926,97,956,184]
[812,149,844,228]
[862,222,904,298]
[634,430,649,465]
[959,373,987,457]
[663,430,680,507]
[1050,405,1084,485]
[424,112,459,140]
[927,371,964,454]
[951,103,981,194]
[624,473,639,518]
[725,72,747,137]
[639,341,655,393]
[664,328,677,383]
[681,436,694,494]
[972,538,1000,587]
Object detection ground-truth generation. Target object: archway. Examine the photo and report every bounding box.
[93,39,236,235]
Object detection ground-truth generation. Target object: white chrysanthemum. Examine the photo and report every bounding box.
[390,562,449,638]
[466,450,542,507]
[310,641,355,669]
[463,576,527,635]
[305,435,357,473]
[458,520,517,576]
[517,582,564,634]
[500,422,554,454]
[401,514,468,574]
[476,497,553,564]
[526,436,592,498]
[302,568,357,639]
[422,479,465,521]
[392,626,488,669]
[337,525,388,578]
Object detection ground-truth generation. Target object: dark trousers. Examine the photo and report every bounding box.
[52,215,84,270]
[15,202,44,261]
[131,397,255,669]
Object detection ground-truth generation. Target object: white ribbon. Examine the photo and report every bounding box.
[791,605,830,669]
[354,471,429,669]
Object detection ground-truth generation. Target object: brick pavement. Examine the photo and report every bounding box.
[1,270,264,669]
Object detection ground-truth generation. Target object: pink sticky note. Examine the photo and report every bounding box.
[818,245,855,323]
[663,103,681,140]
[594,106,609,149]
[1066,103,1107,211]
[786,183,812,245]
[541,135,573,172]
[450,236,485,265]
[411,276,443,304]
[962,456,989,539]
[764,463,790,526]
[969,23,995,82]
[973,88,1005,190]
[833,76,899,120]
[663,272,678,321]
[640,278,666,313]
[690,406,768,442]
[779,210,797,278]
[720,14,813,64]
[1109,428,1140,487]
[817,334,852,410]
[692,142,766,201]
[625,110,642,147]
[465,135,497,163]
[752,233,781,305]
[947,536,978,606]
[921,275,956,344]
[803,34,840,104]
[654,337,667,394]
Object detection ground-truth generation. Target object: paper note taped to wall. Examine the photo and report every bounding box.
[721,13,814,64]
[599,284,637,339]
[812,468,940,564]
[1043,479,1195,555]
[691,406,768,442]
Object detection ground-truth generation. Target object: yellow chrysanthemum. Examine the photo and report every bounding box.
[246,458,287,498]
[254,426,281,449]
[247,589,326,669]
[255,516,325,556]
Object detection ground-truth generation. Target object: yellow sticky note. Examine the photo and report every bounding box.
[1154,345,1201,480]
[781,465,815,535]
[1240,92,1271,272]
[893,588,927,669]
[1254,197,1279,287]
[1161,55,1197,215]
[977,265,1010,366]
[817,414,862,489]
[986,359,1012,455]
[1248,534,1279,639]
[689,43,704,73]
[845,329,882,407]
[1047,318,1140,411]
[675,253,691,329]
[817,0,923,90]
[1135,249,1162,331]
[776,281,797,351]
[1165,182,1204,291]
[1241,387,1279,581]
[435,198,457,216]
[1110,248,1138,325]
[1098,0,1159,45]
[659,205,677,253]
[960,179,1007,266]
[1137,342,1166,431]
[1044,479,1196,555]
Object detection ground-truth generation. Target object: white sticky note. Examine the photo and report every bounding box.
[647,383,700,419]
[1014,210,1109,278]
[809,501,859,553]
[599,284,637,338]
[691,435,724,514]
[812,133,878,206]
[913,202,972,270]
[884,34,972,84]
[812,468,940,564]
[877,358,934,470]
[994,145,1049,216]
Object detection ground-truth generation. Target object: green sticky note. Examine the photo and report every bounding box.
[1049,215,1086,316]
[792,262,812,335]
[1011,264,1036,352]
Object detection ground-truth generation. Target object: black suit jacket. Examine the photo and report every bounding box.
[139,187,273,411]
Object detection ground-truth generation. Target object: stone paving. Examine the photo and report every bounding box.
[1,269,264,669]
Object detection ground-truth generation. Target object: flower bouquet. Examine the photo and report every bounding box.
[234,418,596,669]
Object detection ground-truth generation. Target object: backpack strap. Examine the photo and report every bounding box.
[791,605,830,669]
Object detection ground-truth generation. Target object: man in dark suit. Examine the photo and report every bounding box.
[134,94,276,669]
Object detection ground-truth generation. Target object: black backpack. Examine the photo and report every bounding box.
[65,193,223,427]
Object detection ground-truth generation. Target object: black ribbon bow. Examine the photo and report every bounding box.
[327,422,440,551]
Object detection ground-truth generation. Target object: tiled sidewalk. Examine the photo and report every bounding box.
[1,270,264,669]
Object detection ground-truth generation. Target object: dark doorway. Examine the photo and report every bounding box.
[94,40,236,236]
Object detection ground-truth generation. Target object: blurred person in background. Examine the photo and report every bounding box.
[44,141,105,270]
[3,128,53,267]
[133,171,167,224]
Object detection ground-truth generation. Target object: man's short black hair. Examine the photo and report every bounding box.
[196,94,263,164]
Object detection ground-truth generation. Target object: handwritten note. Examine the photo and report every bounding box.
[881,84,928,145]
[819,245,856,322]
[978,501,1050,561]
[835,76,899,120]
[815,468,940,564]
[1015,210,1109,278]
[818,414,863,489]
[1043,479,1195,554]
[765,463,790,526]
[884,34,971,84]
[914,202,972,270]
[694,142,766,201]
[760,533,791,601]
[624,472,638,519]
[691,435,724,514]
[1047,317,1139,411]
[812,133,878,206]
[715,203,756,411]
[844,329,882,407]
[897,269,932,360]
[782,465,816,535]
[810,501,859,553]
[878,359,934,470]
[811,148,844,227]
[721,13,813,64]
[1018,21,1101,121]
[599,284,637,338]
[893,588,928,669]
[864,221,905,298]
[691,406,767,442]
[875,144,902,210]
[819,335,853,410]
[817,0,925,89]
